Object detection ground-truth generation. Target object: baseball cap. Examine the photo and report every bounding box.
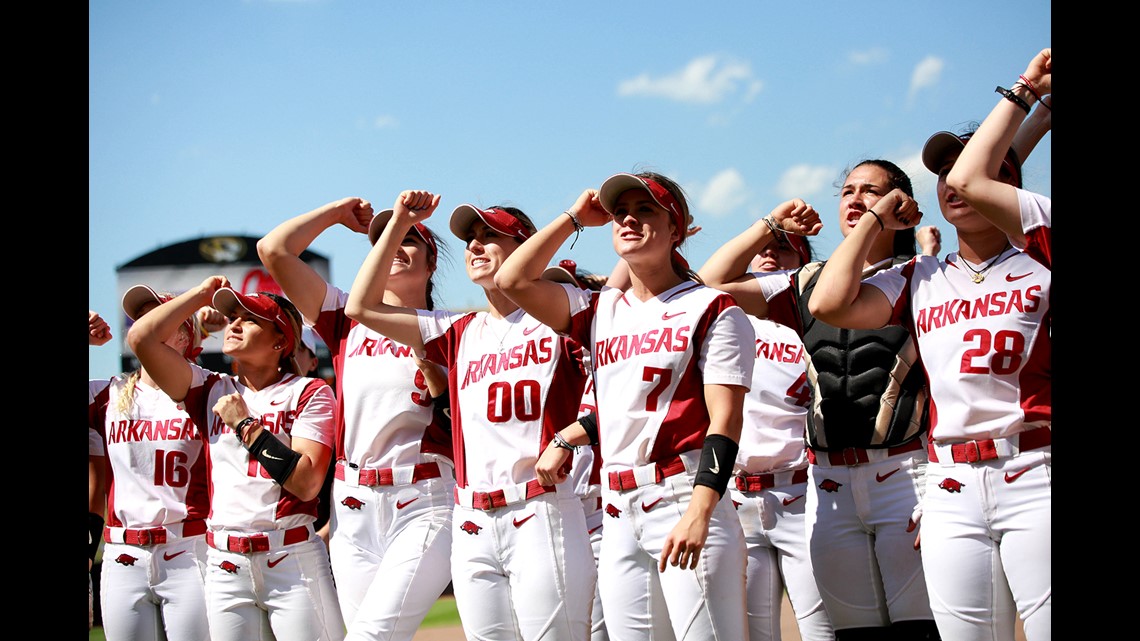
[541,259,585,289]
[367,208,439,260]
[211,287,297,357]
[597,173,687,245]
[449,204,533,242]
[299,326,318,356]
[121,284,200,359]
[122,284,174,322]
[921,131,1023,188]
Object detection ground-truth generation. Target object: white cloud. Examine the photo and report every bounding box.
[776,164,835,200]
[848,47,888,65]
[373,115,398,129]
[698,168,749,217]
[618,55,761,105]
[908,55,944,103]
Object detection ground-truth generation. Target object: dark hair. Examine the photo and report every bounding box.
[261,292,305,376]
[417,225,450,311]
[632,171,704,284]
[843,159,918,260]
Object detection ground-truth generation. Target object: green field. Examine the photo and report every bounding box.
[89,595,461,640]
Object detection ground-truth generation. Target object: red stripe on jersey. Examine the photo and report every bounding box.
[424,313,480,488]
[765,276,802,334]
[649,293,739,461]
[312,304,350,458]
[540,336,590,480]
[1019,224,1051,424]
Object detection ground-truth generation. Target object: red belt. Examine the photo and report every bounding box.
[735,468,809,492]
[206,526,310,554]
[335,461,442,486]
[104,519,207,546]
[458,480,555,511]
[929,426,1051,464]
[807,438,923,467]
[608,455,688,491]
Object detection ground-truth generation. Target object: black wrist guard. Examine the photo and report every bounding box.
[433,389,453,431]
[693,434,738,498]
[246,430,302,486]
[88,512,104,563]
[578,411,599,446]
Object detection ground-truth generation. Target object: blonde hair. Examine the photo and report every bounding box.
[116,300,204,416]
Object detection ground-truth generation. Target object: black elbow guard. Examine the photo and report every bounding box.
[693,434,739,498]
[578,411,599,446]
[246,430,302,486]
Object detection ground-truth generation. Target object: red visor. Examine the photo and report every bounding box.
[449,204,532,242]
[211,288,296,358]
[598,173,687,247]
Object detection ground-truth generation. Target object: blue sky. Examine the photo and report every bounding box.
[90,0,1051,380]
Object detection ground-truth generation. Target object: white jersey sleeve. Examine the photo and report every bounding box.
[737,317,810,474]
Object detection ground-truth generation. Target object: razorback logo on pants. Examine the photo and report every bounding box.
[938,478,965,493]
[114,554,138,566]
[342,496,365,510]
[818,479,843,493]
[219,561,240,574]
[605,503,621,518]
[459,521,482,535]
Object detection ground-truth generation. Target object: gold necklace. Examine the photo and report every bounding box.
[960,243,1012,284]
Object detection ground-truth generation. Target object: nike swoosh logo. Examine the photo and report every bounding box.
[396,498,419,509]
[163,550,186,561]
[782,495,804,506]
[522,324,542,336]
[513,514,536,528]
[876,468,900,483]
[267,554,289,568]
[270,399,286,405]
[262,451,283,461]
[709,450,720,474]
[1004,467,1031,483]
[1006,272,1033,282]
[642,497,664,512]
[661,311,684,320]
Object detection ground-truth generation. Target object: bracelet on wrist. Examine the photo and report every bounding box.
[995,85,1032,114]
[866,209,885,232]
[564,210,584,249]
[234,417,258,442]
[551,432,579,454]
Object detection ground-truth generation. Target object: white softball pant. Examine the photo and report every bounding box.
[329,475,455,641]
[581,494,607,641]
[598,472,748,641]
[804,451,934,630]
[920,448,1050,641]
[99,536,210,641]
[450,482,595,641]
[731,479,834,641]
[204,530,345,641]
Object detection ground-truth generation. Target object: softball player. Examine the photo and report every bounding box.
[126,277,345,641]
[345,190,594,641]
[701,174,941,640]
[258,197,455,641]
[703,230,834,641]
[497,172,755,641]
[89,287,211,641]
[811,48,1052,641]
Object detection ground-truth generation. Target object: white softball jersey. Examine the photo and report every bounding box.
[89,377,210,529]
[308,285,453,469]
[563,281,754,471]
[738,316,811,474]
[181,363,336,531]
[418,307,588,490]
[865,190,1051,443]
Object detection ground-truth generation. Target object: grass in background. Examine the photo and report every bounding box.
[90,595,462,639]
